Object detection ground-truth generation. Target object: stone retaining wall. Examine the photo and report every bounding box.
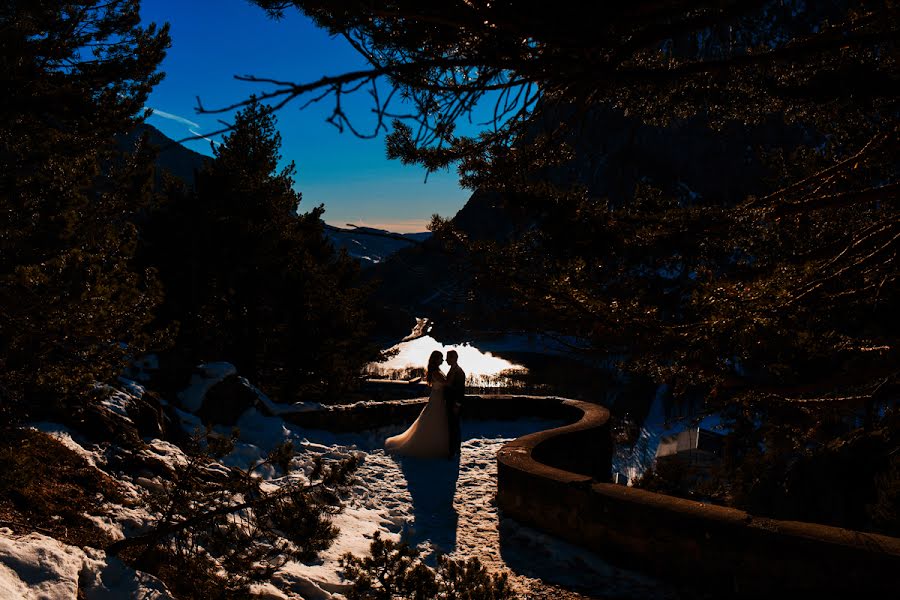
[280,394,591,432]
[282,394,900,595]
[495,398,900,596]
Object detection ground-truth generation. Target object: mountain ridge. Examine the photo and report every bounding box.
[118,122,210,186]
[324,224,431,265]
[366,104,809,340]
[119,122,430,265]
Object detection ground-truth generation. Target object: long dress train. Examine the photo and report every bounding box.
[385,372,450,458]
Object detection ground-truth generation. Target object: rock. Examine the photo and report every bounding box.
[76,403,141,448]
[0,531,175,600]
[177,362,238,413]
[127,391,166,440]
[158,402,193,446]
[194,374,259,426]
[134,476,166,495]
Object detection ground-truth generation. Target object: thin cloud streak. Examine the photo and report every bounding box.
[148,107,199,129]
[188,128,221,147]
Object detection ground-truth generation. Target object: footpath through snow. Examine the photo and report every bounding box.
[190,400,675,599]
[2,375,676,599]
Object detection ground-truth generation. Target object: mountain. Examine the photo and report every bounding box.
[119,124,429,266]
[367,104,808,340]
[325,225,431,266]
[117,123,209,186]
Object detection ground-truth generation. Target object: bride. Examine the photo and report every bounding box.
[385,350,450,458]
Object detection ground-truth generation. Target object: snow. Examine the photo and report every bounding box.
[81,514,125,543]
[29,422,102,468]
[0,530,83,600]
[140,439,190,472]
[171,405,203,432]
[366,335,526,386]
[28,416,156,544]
[174,364,322,419]
[14,373,673,598]
[117,377,148,399]
[244,377,323,415]
[209,408,673,598]
[96,385,136,422]
[613,384,725,483]
[324,226,430,266]
[178,362,237,412]
[0,530,173,600]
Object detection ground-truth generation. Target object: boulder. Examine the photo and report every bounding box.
[127,391,167,439]
[194,374,259,426]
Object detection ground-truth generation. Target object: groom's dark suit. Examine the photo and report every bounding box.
[445,364,465,457]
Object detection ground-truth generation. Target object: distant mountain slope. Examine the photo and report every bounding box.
[117,123,209,186]
[325,225,431,266]
[367,104,808,340]
[118,125,428,267]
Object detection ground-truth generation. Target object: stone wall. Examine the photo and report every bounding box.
[496,399,900,597]
[281,394,593,432]
[282,398,426,431]
[282,394,900,595]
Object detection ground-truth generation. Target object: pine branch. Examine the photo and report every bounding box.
[614,28,900,83]
[773,182,900,217]
[105,477,329,556]
[750,131,893,207]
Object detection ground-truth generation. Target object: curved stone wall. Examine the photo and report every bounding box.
[281,394,900,595]
[495,398,900,597]
[280,394,597,433]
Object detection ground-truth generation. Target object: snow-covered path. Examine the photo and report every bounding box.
[223,409,676,599]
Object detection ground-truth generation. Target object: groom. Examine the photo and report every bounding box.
[445,350,465,458]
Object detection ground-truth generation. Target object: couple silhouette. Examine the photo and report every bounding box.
[385,349,465,459]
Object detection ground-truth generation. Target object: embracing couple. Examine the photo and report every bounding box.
[385,350,465,459]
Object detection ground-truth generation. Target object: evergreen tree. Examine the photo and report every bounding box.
[144,101,377,401]
[242,1,898,527]
[0,1,170,417]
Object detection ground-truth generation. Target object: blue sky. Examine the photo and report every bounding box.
[140,0,470,233]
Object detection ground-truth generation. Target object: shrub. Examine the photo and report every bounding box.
[110,432,357,599]
[0,428,124,548]
[341,533,514,600]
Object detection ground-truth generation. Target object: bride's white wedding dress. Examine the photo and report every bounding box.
[385,372,449,458]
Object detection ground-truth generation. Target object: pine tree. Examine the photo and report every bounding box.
[0,1,170,417]
[145,101,378,401]
[241,1,899,526]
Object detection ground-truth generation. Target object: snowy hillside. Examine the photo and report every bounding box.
[1,365,673,599]
[324,225,430,265]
